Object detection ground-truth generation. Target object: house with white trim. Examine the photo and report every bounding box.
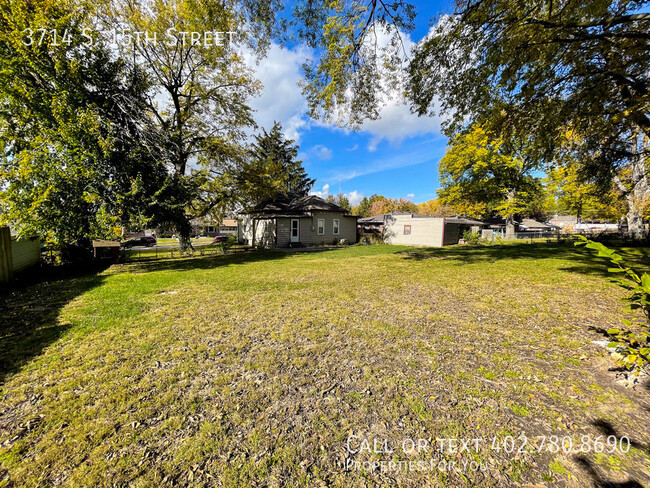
[240,195,357,248]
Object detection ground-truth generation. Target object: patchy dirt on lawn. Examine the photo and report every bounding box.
[1,243,649,487]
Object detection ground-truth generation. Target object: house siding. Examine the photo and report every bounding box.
[384,215,445,247]
[276,218,291,247]
[241,209,357,249]
[275,213,356,247]
[12,237,40,272]
[308,212,356,246]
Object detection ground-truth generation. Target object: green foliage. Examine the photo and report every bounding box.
[326,193,351,211]
[406,0,649,233]
[102,0,263,250]
[353,194,384,217]
[438,125,542,222]
[545,165,626,222]
[462,230,480,245]
[237,121,314,207]
[295,0,416,126]
[0,0,274,251]
[369,196,418,215]
[407,1,649,156]
[0,0,165,247]
[575,236,650,373]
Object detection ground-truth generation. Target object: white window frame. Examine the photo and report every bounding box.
[333,219,340,235]
[317,219,325,235]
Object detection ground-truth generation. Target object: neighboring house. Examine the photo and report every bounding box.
[573,221,620,232]
[547,215,578,228]
[190,218,240,237]
[518,219,559,233]
[357,211,413,235]
[372,213,487,247]
[546,215,620,233]
[240,195,357,248]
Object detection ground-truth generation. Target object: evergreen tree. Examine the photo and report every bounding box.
[238,122,314,206]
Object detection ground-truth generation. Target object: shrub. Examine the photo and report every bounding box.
[462,230,481,245]
[575,236,650,374]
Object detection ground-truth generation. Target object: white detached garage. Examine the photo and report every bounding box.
[380,213,486,247]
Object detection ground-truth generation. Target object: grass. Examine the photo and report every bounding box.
[1,242,650,487]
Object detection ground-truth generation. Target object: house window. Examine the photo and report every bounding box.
[317,219,325,235]
[207,226,215,233]
[403,225,411,235]
[333,219,340,235]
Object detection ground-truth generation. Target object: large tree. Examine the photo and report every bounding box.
[98,0,267,250]
[406,0,650,235]
[1,0,284,250]
[0,0,165,247]
[289,0,650,235]
[438,125,543,235]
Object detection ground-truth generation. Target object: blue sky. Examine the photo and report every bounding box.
[245,0,455,205]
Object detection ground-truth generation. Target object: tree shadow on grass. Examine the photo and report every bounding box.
[120,249,299,274]
[120,246,353,275]
[396,242,650,279]
[591,419,649,455]
[573,455,645,488]
[0,263,109,385]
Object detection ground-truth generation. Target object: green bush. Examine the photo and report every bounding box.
[462,230,481,245]
[575,235,650,374]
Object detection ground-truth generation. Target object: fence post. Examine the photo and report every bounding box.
[0,227,14,285]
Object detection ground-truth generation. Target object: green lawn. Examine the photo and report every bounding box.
[1,243,649,487]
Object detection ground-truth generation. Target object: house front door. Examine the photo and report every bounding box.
[290,219,299,242]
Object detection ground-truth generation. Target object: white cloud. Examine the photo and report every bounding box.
[346,144,359,151]
[310,184,363,206]
[311,183,330,199]
[311,144,333,160]
[362,103,443,151]
[243,44,313,142]
[406,193,415,199]
[347,190,364,205]
[244,24,445,147]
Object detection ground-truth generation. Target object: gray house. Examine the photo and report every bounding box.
[240,195,358,248]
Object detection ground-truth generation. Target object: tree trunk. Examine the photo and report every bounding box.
[626,205,645,238]
[176,218,194,253]
[504,189,517,239]
[615,133,648,238]
[505,215,516,239]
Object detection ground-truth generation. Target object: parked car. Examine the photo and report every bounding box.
[123,236,157,248]
[212,235,227,244]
